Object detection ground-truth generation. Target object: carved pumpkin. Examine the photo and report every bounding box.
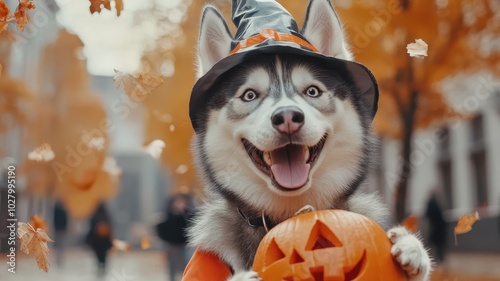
[253,210,406,281]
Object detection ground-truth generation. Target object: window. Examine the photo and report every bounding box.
[469,114,488,207]
[437,127,452,209]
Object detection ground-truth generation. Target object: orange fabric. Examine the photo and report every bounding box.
[182,248,232,281]
[230,28,319,54]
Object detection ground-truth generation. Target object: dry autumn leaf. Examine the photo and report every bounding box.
[89,0,111,14]
[143,139,165,160]
[102,156,122,177]
[115,0,123,16]
[17,222,54,272]
[30,214,48,232]
[82,135,105,151]
[113,69,164,99]
[402,214,419,232]
[0,0,10,34]
[14,0,35,31]
[28,143,55,162]
[454,211,480,245]
[406,38,428,59]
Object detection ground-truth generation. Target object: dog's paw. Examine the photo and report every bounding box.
[387,226,431,281]
[228,271,261,281]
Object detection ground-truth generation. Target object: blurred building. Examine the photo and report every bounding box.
[376,82,500,252]
[90,75,172,244]
[0,0,61,253]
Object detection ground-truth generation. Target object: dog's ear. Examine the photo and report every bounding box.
[302,0,353,60]
[197,6,233,77]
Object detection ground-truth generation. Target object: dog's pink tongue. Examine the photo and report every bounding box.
[270,145,310,189]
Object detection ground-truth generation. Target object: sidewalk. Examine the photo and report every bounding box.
[432,252,500,281]
[2,248,499,280]
[2,248,168,281]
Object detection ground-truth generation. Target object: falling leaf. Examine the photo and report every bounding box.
[82,135,105,151]
[30,214,48,232]
[402,214,418,232]
[169,124,175,132]
[406,38,428,58]
[0,0,9,34]
[143,139,165,160]
[14,0,35,31]
[112,239,131,252]
[115,0,123,16]
[28,143,55,162]
[175,164,188,175]
[89,0,111,14]
[153,110,173,123]
[454,211,480,245]
[17,222,54,272]
[140,236,151,250]
[102,156,122,177]
[113,69,164,99]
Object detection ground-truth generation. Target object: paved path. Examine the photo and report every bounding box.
[3,248,169,281]
[2,248,499,280]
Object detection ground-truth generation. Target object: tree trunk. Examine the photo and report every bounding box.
[395,90,418,223]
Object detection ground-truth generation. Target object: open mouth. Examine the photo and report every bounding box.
[242,135,327,191]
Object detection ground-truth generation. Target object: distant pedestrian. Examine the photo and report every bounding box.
[156,194,194,281]
[86,202,113,276]
[425,190,447,264]
[53,201,68,266]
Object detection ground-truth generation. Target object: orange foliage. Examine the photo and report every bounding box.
[0,0,9,34]
[0,0,35,33]
[89,0,123,17]
[14,0,35,31]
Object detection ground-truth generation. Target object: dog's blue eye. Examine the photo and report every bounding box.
[241,90,258,101]
[305,86,322,97]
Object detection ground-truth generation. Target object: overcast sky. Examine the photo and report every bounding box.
[55,0,182,76]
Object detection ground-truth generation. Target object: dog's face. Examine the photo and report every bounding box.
[193,0,374,213]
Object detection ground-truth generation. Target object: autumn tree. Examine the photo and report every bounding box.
[332,0,499,222]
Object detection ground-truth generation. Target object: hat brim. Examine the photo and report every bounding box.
[189,44,379,132]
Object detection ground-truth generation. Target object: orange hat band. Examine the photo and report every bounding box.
[230,28,319,55]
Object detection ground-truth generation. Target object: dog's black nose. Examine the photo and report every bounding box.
[271,106,305,135]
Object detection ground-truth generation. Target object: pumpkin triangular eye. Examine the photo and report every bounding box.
[309,266,325,281]
[306,220,343,250]
[265,238,285,265]
[289,249,305,264]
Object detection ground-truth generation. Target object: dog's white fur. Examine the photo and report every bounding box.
[192,0,432,280]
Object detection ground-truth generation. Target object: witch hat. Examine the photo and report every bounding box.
[189,0,378,132]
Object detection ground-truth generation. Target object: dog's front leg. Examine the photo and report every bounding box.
[228,271,261,281]
[388,226,432,281]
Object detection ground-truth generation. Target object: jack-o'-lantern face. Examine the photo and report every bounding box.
[253,210,406,281]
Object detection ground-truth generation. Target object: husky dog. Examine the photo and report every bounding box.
[188,0,431,280]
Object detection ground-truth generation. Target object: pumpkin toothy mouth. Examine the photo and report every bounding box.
[242,135,327,190]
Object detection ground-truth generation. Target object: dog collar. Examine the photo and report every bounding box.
[237,208,274,232]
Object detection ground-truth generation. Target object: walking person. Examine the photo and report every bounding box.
[425,190,447,265]
[86,202,113,276]
[53,201,68,266]
[156,194,194,281]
